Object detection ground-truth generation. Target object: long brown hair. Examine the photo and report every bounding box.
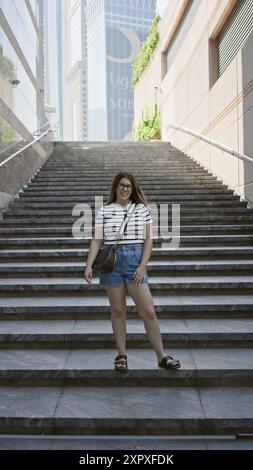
[106,172,149,206]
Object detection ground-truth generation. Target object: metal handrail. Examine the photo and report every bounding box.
[0,123,52,168]
[167,123,253,164]
[0,121,51,156]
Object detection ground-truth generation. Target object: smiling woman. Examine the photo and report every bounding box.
[84,171,181,372]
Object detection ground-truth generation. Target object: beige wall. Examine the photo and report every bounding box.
[134,0,253,205]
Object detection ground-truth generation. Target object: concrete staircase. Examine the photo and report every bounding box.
[0,141,253,444]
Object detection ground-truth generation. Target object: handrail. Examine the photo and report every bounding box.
[167,123,253,164]
[0,123,52,168]
[0,121,51,156]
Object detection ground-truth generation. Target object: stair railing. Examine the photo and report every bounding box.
[0,122,54,169]
[0,121,52,157]
[167,123,253,204]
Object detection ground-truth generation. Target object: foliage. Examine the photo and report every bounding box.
[132,15,161,86]
[0,120,16,142]
[0,44,16,80]
[132,104,161,142]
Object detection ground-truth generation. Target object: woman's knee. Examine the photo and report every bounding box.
[111,305,126,318]
[139,307,156,321]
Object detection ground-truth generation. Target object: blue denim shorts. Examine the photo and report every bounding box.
[99,243,149,286]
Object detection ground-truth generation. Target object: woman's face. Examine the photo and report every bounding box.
[116,177,132,203]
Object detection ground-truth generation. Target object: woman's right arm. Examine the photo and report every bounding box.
[84,237,103,283]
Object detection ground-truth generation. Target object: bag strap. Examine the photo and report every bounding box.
[114,203,136,247]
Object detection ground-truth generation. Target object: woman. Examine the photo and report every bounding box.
[84,172,181,371]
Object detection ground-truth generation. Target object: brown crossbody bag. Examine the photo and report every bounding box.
[92,203,136,274]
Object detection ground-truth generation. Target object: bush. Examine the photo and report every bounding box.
[132,104,161,142]
[0,44,16,80]
[132,15,160,86]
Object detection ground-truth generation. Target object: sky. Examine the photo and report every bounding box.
[156,0,169,17]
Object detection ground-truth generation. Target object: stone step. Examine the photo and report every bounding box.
[0,347,252,386]
[1,219,253,227]
[23,182,234,191]
[1,247,253,261]
[28,181,227,189]
[37,167,212,174]
[23,186,234,194]
[0,216,253,227]
[16,194,242,202]
[1,299,253,320]
[0,235,253,248]
[1,224,253,237]
[40,167,209,174]
[0,318,253,348]
[32,170,219,177]
[9,194,245,205]
[0,276,253,296]
[6,208,249,218]
[1,435,253,451]
[0,385,252,435]
[32,176,221,183]
[1,260,253,277]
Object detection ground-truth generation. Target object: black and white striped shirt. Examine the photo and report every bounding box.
[95,201,152,245]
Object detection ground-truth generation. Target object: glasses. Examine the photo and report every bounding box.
[118,183,132,190]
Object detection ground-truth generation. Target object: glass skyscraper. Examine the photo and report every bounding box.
[87,0,156,141]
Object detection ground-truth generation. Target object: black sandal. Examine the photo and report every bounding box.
[158,355,181,370]
[114,354,128,371]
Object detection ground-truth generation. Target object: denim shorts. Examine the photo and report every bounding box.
[99,243,149,286]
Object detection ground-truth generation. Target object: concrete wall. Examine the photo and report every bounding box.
[0,140,53,212]
[134,0,253,204]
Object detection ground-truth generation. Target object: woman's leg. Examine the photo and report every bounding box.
[126,283,165,363]
[106,286,127,355]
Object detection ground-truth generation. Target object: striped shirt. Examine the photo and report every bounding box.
[95,201,152,245]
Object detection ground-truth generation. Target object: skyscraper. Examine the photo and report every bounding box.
[87,0,157,141]
[44,0,60,137]
[62,0,88,141]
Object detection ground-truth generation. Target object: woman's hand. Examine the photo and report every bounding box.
[84,266,93,284]
[133,265,146,285]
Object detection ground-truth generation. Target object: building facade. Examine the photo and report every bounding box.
[44,0,60,138]
[62,0,88,141]
[0,0,47,150]
[87,0,157,141]
[134,0,253,204]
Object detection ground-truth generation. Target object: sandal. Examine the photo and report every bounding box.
[158,355,181,370]
[114,354,128,371]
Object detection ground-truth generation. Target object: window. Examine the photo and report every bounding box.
[217,0,253,77]
[165,0,201,75]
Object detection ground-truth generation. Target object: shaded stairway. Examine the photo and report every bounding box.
[0,141,253,440]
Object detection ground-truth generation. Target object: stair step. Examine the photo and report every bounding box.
[0,386,252,435]
[1,260,253,277]
[0,225,252,237]
[12,196,244,203]
[0,276,253,296]
[0,299,253,320]
[2,216,253,226]
[0,235,252,249]
[0,347,252,386]
[0,319,253,348]
[1,247,253,261]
